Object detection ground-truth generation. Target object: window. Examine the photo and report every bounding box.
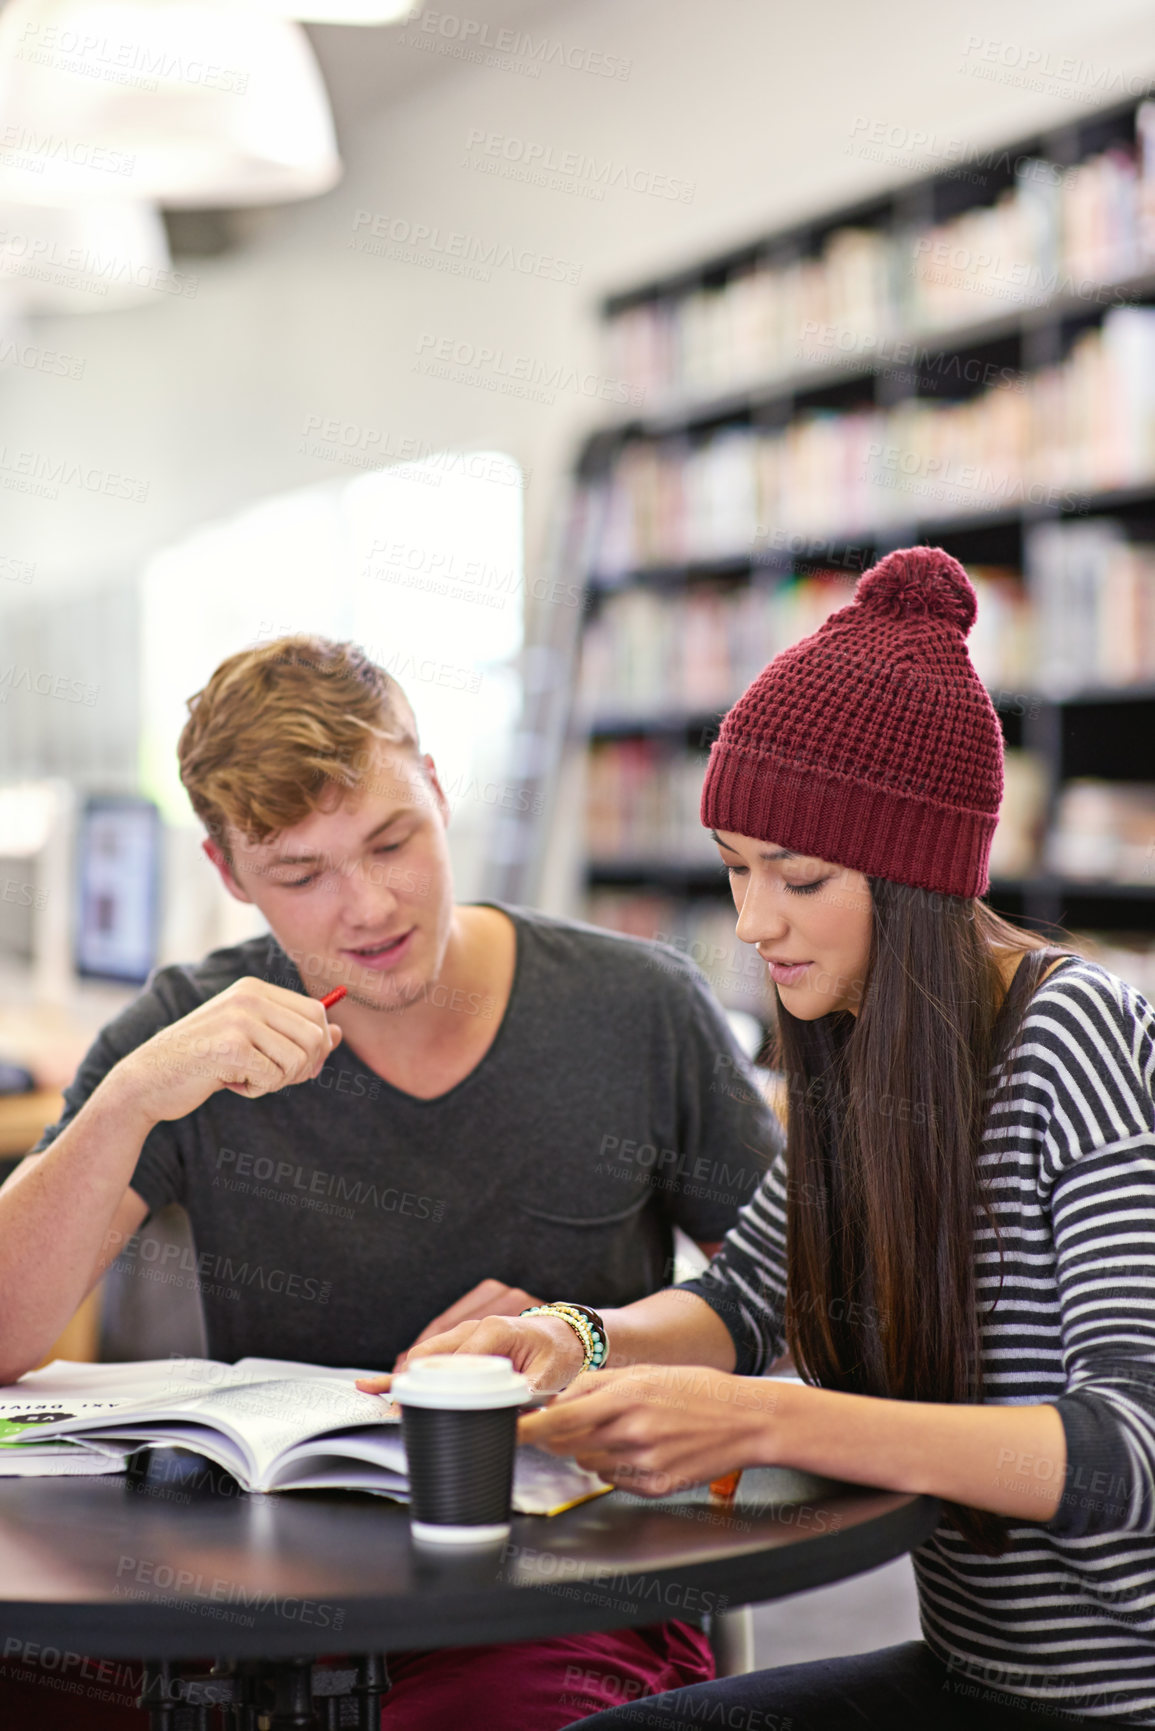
[141,452,524,913]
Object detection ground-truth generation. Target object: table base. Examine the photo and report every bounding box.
[138,1653,388,1731]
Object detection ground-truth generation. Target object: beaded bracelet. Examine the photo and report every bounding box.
[520,1302,609,1373]
[520,1305,596,1371]
[552,1301,610,1367]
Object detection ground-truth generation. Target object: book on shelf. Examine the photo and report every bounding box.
[0,1357,608,1514]
[585,739,717,864]
[606,106,1155,406]
[591,306,1155,572]
[1027,519,1155,691]
[585,889,772,1018]
[585,744,1048,888]
[582,515,1155,708]
[579,568,1040,713]
[1046,780,1155,884]
[987,752,1049,878]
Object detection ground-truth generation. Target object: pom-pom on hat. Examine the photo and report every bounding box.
[699,546,1004,898]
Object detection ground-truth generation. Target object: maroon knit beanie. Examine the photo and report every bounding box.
[699,547,1004,898]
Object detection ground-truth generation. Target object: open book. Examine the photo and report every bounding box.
[0,1357,608,1515]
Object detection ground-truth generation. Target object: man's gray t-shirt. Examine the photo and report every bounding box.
[35,902,782,1370]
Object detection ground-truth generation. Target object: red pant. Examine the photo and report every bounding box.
[0,1620,714,1728]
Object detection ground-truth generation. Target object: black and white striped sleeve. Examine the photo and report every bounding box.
[1034,969,1155,1538]
[676,1143,790,1375]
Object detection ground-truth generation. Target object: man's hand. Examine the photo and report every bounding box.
[109,977,343,1128]
[517,1362,779,1496]
[397,1280,543,1367]
[356,1311,584,1400]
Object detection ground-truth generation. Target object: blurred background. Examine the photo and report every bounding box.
[1,0,1155,1669]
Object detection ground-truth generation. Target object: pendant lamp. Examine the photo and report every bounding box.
[0,0,341,207]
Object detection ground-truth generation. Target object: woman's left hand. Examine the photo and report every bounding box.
[518,1363,780,1496]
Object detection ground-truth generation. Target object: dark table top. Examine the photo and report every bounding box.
[0,1451,939,1658]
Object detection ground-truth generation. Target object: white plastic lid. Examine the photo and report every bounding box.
[392,1354,530,1410]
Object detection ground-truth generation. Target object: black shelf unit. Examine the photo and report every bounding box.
[566,92,1155,1016]
[597,97,1146,318]
[587,482,1155,593]
[597,268,1155,443]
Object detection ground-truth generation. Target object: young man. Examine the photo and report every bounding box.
[0,636,781,1728]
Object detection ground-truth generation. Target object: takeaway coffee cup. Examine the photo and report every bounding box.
[392,1354,530,1544]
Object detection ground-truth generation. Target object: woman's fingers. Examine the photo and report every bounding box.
[520,1386,646,1451]
[574,1451,662,1487]
[355,1374,392,1394]
[405,1316,583,1392]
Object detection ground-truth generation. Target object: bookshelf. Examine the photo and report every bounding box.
[561,94,1155,1034]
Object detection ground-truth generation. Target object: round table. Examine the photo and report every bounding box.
[0,1450,939,1658]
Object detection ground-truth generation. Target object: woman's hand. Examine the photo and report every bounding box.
[517,1363,780,1496]
[355,1313,585,1399]
[401,1281,544,1360]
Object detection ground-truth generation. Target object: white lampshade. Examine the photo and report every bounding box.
[0,0,341,207]
[0,201,174,311]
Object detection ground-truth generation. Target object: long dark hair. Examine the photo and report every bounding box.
[776,879,1072,1555]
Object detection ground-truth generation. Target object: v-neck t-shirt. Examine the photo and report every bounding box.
[34,901,782,1369]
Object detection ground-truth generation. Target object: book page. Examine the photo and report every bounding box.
[0,1357,233,1447]
[17,1367,390,1485]
[512,1447,610,1516]
[271,1425,408,1488]
[24,1377,390,1488]
[165,1380,393,1485]
[3,1363,601,1509]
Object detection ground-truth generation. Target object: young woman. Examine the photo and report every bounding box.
[362,547,1155,1728]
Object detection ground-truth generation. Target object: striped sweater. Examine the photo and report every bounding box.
[682,956,1155,1722]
